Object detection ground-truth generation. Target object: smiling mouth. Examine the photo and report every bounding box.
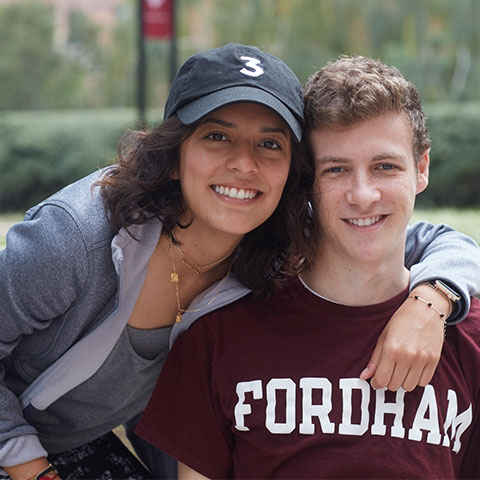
[347,215,383,227]
[213,185,260,200]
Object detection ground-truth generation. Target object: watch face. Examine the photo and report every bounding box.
[435,280,461,302]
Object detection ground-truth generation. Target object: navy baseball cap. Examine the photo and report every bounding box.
[163,43,304,142]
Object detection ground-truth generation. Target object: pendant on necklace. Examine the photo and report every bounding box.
[176,312,182,323]
[171,272,179,283]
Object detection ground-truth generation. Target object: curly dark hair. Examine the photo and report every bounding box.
[96,115,316,292]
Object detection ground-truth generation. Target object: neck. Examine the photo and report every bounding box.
[170,226,241,273]
[302,251,410,306]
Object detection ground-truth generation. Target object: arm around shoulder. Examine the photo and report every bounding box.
[405,221,480,323]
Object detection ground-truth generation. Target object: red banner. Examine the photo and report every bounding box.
[143,0,173,40]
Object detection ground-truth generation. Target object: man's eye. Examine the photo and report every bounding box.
[206,133,228,141]
[260,140,280,150]
[378,163,396,170]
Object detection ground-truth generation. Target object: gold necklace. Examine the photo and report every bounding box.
[172,236,233,274]
[169,237,232,323]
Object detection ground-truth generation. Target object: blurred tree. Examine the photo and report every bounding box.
[0,2,84,109]
[1,0,480,110]
[100,14,136,107]
[195,0,480,103]
[0,1,136,110]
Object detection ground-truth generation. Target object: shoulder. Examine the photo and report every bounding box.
[24,169,114,250]
[2,171,115,306]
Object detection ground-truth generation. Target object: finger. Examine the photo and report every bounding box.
[400,364,424,392]
[359,362,377,380]
[360,331,385,380]
[385,362,410,392]
[418,360,438,387]
[370,355,395,390]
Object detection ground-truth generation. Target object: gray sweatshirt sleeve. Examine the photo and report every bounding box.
[405,221,480,324]
[0,205,88,465]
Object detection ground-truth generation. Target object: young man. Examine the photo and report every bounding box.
[136,56,480,479]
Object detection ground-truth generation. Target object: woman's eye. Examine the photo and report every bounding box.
[260,140,280,150]
[326,166,344,173]
[206,133,228,141]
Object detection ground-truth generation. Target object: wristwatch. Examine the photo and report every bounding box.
[427,280,461,304]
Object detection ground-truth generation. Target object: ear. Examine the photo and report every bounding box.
[416,149,430,195]
[170,166,180,180]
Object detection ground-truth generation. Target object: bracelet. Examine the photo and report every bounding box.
[27,463,59,480]
[408,294,448,336]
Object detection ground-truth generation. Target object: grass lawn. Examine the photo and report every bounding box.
[0,208,479,249]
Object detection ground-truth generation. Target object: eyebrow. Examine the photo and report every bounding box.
[316,153,408,163]
[202,118,235,128]
[260,126,289,137]
[372,153,408,162]
[315,156,347,164]
[202,118,289,138]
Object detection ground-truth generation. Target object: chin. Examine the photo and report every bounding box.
[215,224,258,238]
[224,217,270,236]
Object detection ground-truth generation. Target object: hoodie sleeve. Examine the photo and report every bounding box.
[405,221,480,324]
[0,203,89,466]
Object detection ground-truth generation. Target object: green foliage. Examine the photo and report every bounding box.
[418,103,480,208]
[0,1,136,110]
[0,2,85,109]
[2,0,480,111]
[204,0,480,103]
[100,18,136,107]
[0,109,139,212]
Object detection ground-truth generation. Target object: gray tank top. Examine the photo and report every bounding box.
[27,325,171,453]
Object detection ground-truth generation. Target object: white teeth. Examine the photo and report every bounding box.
[348,215,381,226]
[213,185,258,200]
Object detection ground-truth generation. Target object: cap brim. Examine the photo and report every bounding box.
[176,86,303,142]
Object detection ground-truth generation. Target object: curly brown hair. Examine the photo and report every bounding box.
[96,115,316,292]
[303,55,431,161]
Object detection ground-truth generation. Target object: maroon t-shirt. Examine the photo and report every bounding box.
[137,279,480,479]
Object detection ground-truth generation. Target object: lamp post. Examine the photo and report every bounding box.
[137,0,177,128]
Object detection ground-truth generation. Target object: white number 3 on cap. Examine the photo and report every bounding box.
[240,56,264,77]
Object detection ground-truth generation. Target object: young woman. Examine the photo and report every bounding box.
[0,43,478,480]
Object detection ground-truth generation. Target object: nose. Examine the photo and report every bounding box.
[345,174,381,207]
[226,144,259,174]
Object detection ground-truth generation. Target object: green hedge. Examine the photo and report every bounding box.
[0,109,161,212]
[419,103,480,208]
[0,104,479,212]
